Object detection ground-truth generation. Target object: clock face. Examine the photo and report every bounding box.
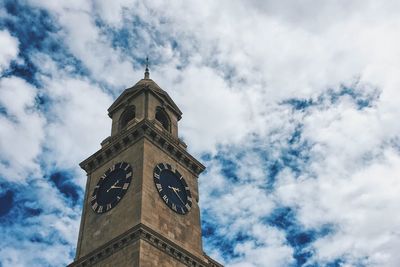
[153,163,192,215]
[91,162,133,214]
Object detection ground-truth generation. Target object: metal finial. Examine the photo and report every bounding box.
[144,57,150,79]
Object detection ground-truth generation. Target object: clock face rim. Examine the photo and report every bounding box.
[153,163,192,215]
[90,162,133,214]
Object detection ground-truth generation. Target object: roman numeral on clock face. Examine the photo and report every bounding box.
[156,183,162,192]
[162,195,169,203]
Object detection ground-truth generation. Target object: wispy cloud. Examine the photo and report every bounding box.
[1,0,400,266]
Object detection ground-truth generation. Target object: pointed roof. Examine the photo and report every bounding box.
[108,78,182,119]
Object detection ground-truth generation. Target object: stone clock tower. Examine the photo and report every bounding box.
[68,66,222,267]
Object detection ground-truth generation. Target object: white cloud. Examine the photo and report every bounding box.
[164,65,250,153]
[27,57,114,187]
[0,77,45,182]
[0,30,19,72]
[287,150,400,267]
[0,178,80,267]
[93,0,135,27]
[41,74,112,167]
[0,242,71,267]
[28,0,139,88]
[3,0,400,266]
[230,225,294,267]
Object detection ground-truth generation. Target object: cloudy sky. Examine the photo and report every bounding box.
[1,0,400,266]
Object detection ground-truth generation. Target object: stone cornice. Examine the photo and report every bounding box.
[68,223,223,267]
[79,119,205,176]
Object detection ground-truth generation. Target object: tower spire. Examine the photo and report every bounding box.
[144,57,150,79]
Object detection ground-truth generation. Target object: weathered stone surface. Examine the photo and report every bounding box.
[141,137,204,258]
[76,139,144,258]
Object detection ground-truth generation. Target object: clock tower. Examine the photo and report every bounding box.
[68,65,222,267]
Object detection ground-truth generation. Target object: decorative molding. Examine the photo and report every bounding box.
[68,224,223,267]
[108,81,182,120]
[79,119,205,176]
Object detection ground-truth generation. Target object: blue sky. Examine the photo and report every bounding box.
[1,1,400,266]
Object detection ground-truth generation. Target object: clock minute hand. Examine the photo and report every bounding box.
[168,186,185,205]
[107,185,123,192]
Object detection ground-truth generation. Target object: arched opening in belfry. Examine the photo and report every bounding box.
[155,107,170,131]
[119,106,135,130]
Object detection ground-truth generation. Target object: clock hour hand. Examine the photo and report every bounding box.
[107,180,121,192]
[168,186,185,205]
